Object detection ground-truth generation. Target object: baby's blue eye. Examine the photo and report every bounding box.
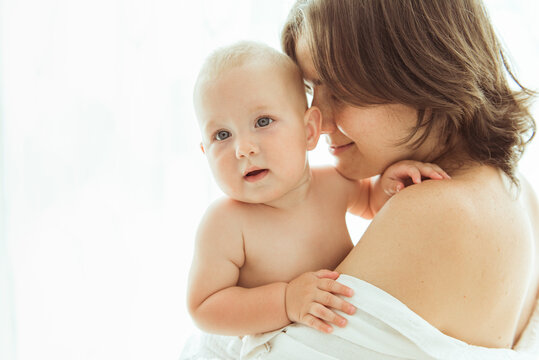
[215,130,231,141]
[256,117,273,128]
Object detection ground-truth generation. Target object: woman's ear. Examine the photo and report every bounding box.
[304,106,322,151]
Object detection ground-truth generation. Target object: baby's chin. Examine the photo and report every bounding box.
[233,194,279,205]
[223,189,286,206]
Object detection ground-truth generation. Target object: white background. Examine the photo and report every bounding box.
[0,1,538,359]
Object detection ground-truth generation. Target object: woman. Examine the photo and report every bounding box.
[245,0,539,358]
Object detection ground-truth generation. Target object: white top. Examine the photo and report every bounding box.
[242,274,539,360]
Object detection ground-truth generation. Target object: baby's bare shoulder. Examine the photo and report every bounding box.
[203,196,266,223]
[196,197,247,254]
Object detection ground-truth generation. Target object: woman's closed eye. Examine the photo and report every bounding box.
[214,130,231,141]
[255,117,274,128]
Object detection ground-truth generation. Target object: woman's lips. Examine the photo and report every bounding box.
[328,142,354,155]
[244,169,269,182]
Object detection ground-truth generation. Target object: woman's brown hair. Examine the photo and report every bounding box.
[282,0,535,183]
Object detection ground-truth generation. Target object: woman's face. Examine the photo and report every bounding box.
[295,37,434,180]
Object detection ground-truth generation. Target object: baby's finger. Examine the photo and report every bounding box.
[407,167,422,184]
[428,164,451,179]
[316,289,357,315]
[318,278,354,297]
[418,166,444,180]
[384,180,404,196]
[309,303,347,328]
[302,313,333,333]
[314,269,340,280]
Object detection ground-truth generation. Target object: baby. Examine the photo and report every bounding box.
[186,41,448,342]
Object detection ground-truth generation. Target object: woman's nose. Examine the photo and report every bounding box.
[312,91,337,134]
[235,138,259,159]
[320,112,337,134]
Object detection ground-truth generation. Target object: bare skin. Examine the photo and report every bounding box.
[335,165,539,348]
[187,161,448,335]
[188,55,450,336]
[294,33,539,348]
[188,167,356,335]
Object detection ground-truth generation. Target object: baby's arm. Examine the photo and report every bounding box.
[187,199,290,335]
[187,198,356,336]
[348,160,450,219]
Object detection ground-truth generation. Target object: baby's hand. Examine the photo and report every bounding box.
[381,160,450,196]
[285,269,356,334]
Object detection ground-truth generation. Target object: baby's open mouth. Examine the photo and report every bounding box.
[244,169,269,182]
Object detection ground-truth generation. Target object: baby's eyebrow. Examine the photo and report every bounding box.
[202,120,221,134]
[248,104,271,114]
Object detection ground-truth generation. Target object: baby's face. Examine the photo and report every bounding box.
[195,60,312,204]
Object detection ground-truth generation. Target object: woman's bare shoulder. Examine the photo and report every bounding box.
[335,178,481,289]
[519,173,539,220]
[336,174,534,347]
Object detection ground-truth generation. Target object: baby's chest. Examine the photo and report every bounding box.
[237,214,353,287]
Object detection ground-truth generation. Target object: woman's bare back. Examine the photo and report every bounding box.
[336,165,539,348]
[514,175,539,343]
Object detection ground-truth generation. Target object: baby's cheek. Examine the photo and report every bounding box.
[283,152,308,176]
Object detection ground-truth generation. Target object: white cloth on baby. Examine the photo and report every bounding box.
[241,274,539,360]
[179,329,285,360]
[179,331,242,360]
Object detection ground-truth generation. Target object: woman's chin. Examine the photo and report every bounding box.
[335,165,361,181]
[335,162,380,180]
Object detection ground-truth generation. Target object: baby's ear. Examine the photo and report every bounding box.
[304,106,322,151]
[200,142,205,154]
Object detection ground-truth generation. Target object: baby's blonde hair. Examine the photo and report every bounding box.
[194,41,306,105]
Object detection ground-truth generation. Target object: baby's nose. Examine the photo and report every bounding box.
[235,139,259,158]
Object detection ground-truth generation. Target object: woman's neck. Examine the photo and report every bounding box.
[422,136,479,178]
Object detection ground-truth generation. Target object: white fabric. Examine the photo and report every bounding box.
[179,329,285,359]
[243,274,539,360]
[179,332,242,360]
